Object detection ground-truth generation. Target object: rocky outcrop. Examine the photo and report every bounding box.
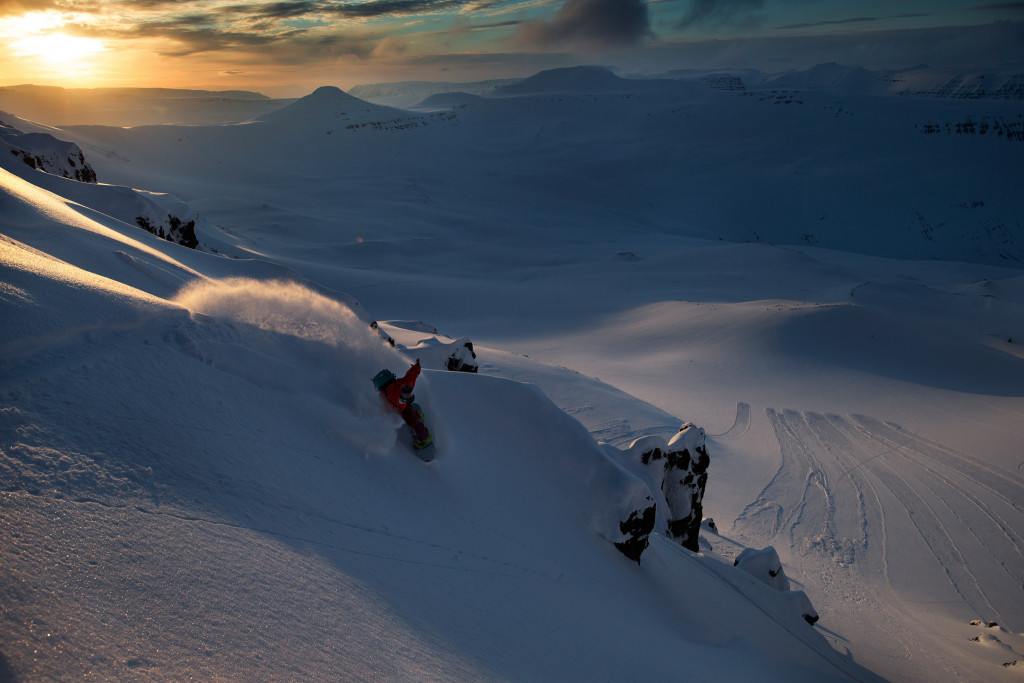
[619,424,710,552]
[379,321,479,373]
[135,214,198,249]
[369,321,396,347]
[659,425,709,550]
[613,502,656,562]
[444,338,478,373]
[1,120,97,182]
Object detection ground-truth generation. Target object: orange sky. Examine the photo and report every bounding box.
[1,1,1022,96]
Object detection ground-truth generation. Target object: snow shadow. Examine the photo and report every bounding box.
[173,277,406,455]
[777,303,1024,396]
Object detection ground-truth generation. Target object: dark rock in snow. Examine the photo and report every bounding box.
[135,214,198,249]
[445,339,478,373]
[635,423,710,552]
[1,119,97,182]
[369,321,396,347]
[614,500,656,563]
[382,322,479,373]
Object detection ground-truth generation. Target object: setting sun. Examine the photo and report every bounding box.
[12,33,106,63]
[1,9,108,84]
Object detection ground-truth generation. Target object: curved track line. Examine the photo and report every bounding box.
[846,418,1024,556]
[852,416,1023,512]
[733,409,1024,676]
[711,402,751,439]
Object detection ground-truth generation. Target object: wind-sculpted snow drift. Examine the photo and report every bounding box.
[0,120,201,250]
[734,546,820,626]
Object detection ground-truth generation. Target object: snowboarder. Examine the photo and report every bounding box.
[373,360,434,454]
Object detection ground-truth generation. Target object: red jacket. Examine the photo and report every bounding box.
[383,361,420,410]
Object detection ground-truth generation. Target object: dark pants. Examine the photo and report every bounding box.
[382,393,431,445]
[401,403,431,444]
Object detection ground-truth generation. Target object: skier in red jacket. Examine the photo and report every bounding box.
[378,360,433,452]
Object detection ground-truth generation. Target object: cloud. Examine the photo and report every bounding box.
[370,34,407,56]
[677,0,762,29]
[515,0,650,50]
[234,0,468,20]
[459,18,521,31]
[0,0,102,16]
[112,0,199,8]
[972,2,1024,10]
[647,19,1024,71]
[776,13,928,31]
[138,26,286,56]
[776,16,877,30]
[328,0,467,18]
[407,48,571,66]
[0,0,58,14]
[66,1,381,60]
[233,0,320,19]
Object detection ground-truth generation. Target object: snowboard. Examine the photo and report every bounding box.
[397,426,436,462]
[413,441,436,462]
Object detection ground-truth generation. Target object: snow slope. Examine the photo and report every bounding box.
[3,64,1024,681]
[1,166,871,681]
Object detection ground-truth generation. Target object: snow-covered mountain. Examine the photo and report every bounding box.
[54,64,1023,267]
[349,78,518,110]
[490,65,660,95]
[2,64,1024,682]
[0,84,296,127]
[665,63,1024,100]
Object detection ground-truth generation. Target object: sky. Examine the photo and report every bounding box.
[1,0,1023,96]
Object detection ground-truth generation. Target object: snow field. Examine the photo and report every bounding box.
[4,65,1024,681]
[2,215,867,680]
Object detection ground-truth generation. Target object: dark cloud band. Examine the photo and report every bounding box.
[515,0,650,50]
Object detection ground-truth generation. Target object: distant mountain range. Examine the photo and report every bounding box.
[0,84,297,127]
[4,63,1022,128]
[348,78,518,109]
[363,63,1024,107]
[2,62,1021,267]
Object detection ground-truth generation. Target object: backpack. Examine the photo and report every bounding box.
[372,369,396,391]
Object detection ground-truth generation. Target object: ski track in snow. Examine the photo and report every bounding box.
[588,420,681,447]
[733,409,1024,678]
[712,402,751,440]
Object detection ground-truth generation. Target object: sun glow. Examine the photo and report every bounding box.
[1,10,67,35]
[1,11,108,83]
[12,33,106,62]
